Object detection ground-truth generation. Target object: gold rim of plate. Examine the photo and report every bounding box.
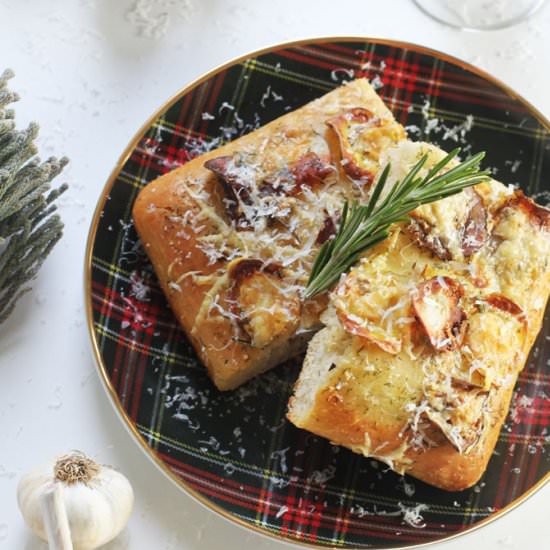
[84,36,550,550]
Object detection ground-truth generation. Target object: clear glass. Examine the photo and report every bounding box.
[413,0,547,30]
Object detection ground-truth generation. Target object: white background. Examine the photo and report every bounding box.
[0,0,549,548]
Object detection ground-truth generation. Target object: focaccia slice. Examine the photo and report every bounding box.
[288,141,550,491]
[133,78,405,390]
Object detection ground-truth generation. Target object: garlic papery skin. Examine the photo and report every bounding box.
[41,483,73,549]
[17,452,134,550]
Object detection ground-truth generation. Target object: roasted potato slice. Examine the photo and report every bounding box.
[327,107,405,184]
[228,259,301,348]
[412,276,465,351]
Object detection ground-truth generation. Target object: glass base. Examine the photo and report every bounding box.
[413,0,546,30]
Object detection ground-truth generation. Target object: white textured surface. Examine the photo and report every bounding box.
[0,0,549,548]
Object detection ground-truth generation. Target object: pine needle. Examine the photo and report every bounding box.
[0,69,68,323]
[304,148,490,299]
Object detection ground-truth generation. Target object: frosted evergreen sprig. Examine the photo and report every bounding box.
[0,69,68,323]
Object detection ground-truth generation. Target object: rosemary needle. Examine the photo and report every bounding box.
[304,148,490,299]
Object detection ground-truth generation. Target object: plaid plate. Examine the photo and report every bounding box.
[88,39,550,549]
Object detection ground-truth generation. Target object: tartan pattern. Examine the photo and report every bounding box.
[89,40,550,548]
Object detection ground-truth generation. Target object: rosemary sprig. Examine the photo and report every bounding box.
[304,148,490,299]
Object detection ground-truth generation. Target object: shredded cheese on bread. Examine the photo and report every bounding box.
[288,141,550,490]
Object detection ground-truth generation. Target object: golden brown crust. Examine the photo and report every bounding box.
[292,314,541,491]
[298,387,493,491]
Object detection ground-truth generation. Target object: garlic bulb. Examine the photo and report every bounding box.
[17,452,134,549]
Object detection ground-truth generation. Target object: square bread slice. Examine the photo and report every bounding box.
[287,140,550,491]
[133,78,405,390]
